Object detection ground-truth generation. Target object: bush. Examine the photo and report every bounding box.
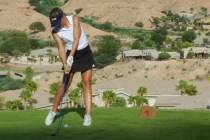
[49,82,60,95]
[182,30,196,42]
[131,39,144,49]
[29,22,46,33]
[158,52,171,60]
[29,39,53,49]
[95,35,121,68]
[135,22,144,28]
[151,27,168,50]
[5,100,24,110]
[97,22,113,30]
[0,96,4,109]
[0,77,24,92]
[187,51,195,59]
[75,8,83,15]
[29,0,62,16]
[112,97,126,107]
[0,31,31,56]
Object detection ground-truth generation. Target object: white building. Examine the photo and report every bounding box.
[182,47,209,59]
[93,88,130,107]
[122,49,159,60]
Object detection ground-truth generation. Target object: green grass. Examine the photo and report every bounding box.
[0,108,210,140]
[28,0,64,16]
[79,16,152,38]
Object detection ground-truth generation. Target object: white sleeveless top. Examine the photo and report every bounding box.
[57,15,89,51]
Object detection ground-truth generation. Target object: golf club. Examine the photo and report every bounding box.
[51,74,69,136]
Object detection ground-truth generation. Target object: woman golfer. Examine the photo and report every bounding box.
[45,7,94,126]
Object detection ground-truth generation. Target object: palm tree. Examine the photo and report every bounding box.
[102,90,116,107]
[68,88,81,108]
[20,89,31,110]
[128,96,136,107]
[20,80,38,110]
[24,67,34,82]
[137,86,147,96]
[26,80,37,94]
[176,80,188,95]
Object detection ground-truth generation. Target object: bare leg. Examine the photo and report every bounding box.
[51,72,75,112]
[81,69,92,115]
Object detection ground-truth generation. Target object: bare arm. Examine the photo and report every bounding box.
[69,15,81,56]
[52,33,67,66]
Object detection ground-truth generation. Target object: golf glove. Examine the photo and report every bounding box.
[67,55,74,68]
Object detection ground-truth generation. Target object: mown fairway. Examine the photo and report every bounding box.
[0,108,210,140]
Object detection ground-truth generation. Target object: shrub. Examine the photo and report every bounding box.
[95,35,121,68]
[182,30,196,42]
[135,22,144,28]
[185,84,197,96]
[75,8,83,15]
[176,80,198,96]
[29,0,62,16]
[97,22,113,30]
[0,96,4,109]
[131,39,144,49]
[49,82,60,95]
[0,77,24,92]
[112,97,126,107]
[24,67,34,82]
[158,52,171,60]
[0,31,31,56]
[151,27,168,50]
[102,90,116,107]
[29,22,46,33]
[5,100,24,110]
[187,51,195,59]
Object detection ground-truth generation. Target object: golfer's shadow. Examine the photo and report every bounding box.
[54,107,85,122]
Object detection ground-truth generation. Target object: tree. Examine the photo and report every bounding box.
[20,89,31,110]
[176,80,197,96]
[176,80,188,95]
[150,17,161,27]
[49,82,60,95]
[95,35,121,68]
[182,30,196,43]
[24,67,34,82]
[20,80,37,110]
[68,88,81,108]
[26,80,38,94]
[128,96,136,107]
[137,86,147,96]
[112,97,126,107]
[151,27,168,50]
[29,22,46,33]
[135,96,148,107]
[136,86,148,108]
[102,90,116,107]
[131,39,145,49]
[158,52,171,60]
[5,100,23,110]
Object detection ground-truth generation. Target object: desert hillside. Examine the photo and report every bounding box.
[1,0,210,38]
[64,0,210,28]
[0,0,109,40]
